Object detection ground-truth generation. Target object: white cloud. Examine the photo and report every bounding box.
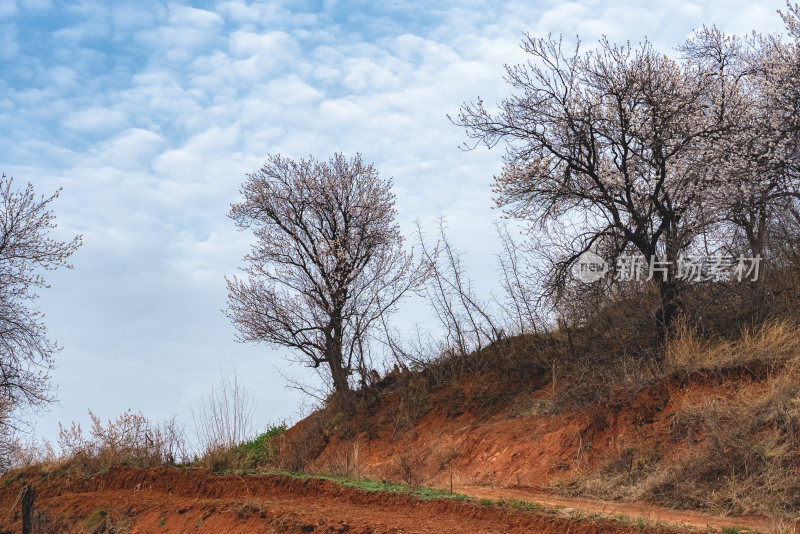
[0,0,17,17]
[111,4,159,32]
[216,0,287,26]
[49,66,77,87]
[136,25,219,51]
[64,107,128,133]
[2,0,793,442]
[92,128,166,170]
[52,19,110,42]
[229,29,296,56]
[169,4,224,28]
[0,23,17,58]
[20,0,53,9]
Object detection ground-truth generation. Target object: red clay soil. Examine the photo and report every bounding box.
[0,465,687,533]
[298,364,780,532]
[306,366,771,487]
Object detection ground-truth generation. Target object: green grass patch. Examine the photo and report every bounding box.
[270,471,472,501]
[503,499,544,512]
[84,508,107,530]
[229,469,699,531]
[1,472,21,488]
[230,423,288,469]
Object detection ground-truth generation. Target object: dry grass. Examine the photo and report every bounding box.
[559,321,800,522]
[394,450,423,486]
[322,438,364,478]
[665,319,800,371]
[273,413,328,473]
[56,410,188,474]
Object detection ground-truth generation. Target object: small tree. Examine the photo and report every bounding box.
[226,153,427,394]
[0,174,81,441]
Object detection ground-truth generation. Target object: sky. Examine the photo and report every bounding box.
[0,0,791,445]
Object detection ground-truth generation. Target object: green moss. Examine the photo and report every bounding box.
[1,472,22,488]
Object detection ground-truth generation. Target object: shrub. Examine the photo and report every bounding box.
[57,410,188,473]
[193,371,256,472]
[206,423,288,473]
[0,436,58,473]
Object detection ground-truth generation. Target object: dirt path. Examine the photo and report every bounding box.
[451,485,773,533]
[0,466,694,534]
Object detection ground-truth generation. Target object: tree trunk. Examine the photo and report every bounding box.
[656,279,678,341]
[328,357,350,394]
[747,231,767,320]
[326,308,350,394]
[21,485,34,534]
[639,241,679,342]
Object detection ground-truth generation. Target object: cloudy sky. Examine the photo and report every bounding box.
[1,0,791,444]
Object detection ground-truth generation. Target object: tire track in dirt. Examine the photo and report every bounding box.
[451,485,771,533]
[1,465,694,533]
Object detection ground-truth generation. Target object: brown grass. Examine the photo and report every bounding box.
[56,410,188,474]
[665,319,800,371]
[273,412,328,473]
[557,321,800,521]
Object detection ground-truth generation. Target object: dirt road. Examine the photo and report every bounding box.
[452,485,771,533]
[0,466,706,533]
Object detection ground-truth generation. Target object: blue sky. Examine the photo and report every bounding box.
[0,0,790,444]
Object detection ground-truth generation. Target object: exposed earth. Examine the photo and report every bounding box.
[2,358,795,532]
[0,465,767,533]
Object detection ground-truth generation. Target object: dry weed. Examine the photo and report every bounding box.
[666,320,800,371]
[559,345,800,520]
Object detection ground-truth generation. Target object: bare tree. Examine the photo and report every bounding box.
[0,174,81,445]
[495,222,544,335]
[454,35,736,334]
[415,219,503,357]
[226,154,428,394]
[192,371,255,455]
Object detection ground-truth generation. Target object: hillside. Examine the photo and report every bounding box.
[1,323,798,533]
[273,322,800,531]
